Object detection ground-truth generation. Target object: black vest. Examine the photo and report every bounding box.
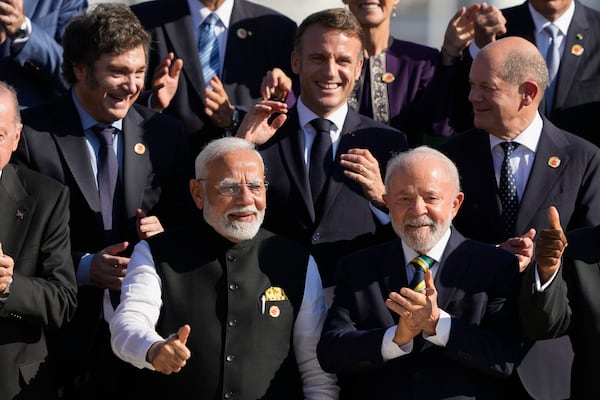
[144,223,309,399]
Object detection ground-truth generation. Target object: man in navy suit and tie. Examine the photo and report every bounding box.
[11,5,194,399]
[131,0,297,155]
[441,35,600,400]
[236,8,408,299]
[317,146,523,399]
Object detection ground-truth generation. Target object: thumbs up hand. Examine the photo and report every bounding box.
[147,324,192,374]
[535,206,568,284]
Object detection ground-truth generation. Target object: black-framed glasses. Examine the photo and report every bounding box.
[198,178,269,197]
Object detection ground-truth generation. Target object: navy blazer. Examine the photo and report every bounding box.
[453,0,600,146]
[259,107,408,287]
[0,164,77,399]
[0,0,87,108]
[132,0,296,154]
[520,225,600,399]
[318,229,522,399]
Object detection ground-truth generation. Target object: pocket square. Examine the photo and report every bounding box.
[264,286,288,301]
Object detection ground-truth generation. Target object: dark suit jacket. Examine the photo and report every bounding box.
[0,164,77,400]
[0,0,87,108]
[259,107,408,287]
[520,225,600,399]
[357,38,457,146]
[440,119,600,244]
[452,0,600,146]
[132,0,296,154]
[440,118,600,399]
[11,93,195,396]
[318,229,522,399]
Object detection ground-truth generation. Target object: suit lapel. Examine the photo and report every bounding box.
[516,121,569,233]
[0,165,36,260]
[319,110,363,220]
[380,238,409,296]
[277,110,315,221]
[434,229,464,310]
[52,97,101,215]
[163,0,206,96]
[554,3,588,111]
[122,107,151,219]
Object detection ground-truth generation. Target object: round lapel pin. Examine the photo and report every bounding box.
[269,305,280,318]
[548,156,561,168]
[571,44,584,56]
[381,72,395,83]
[134,143,146,155]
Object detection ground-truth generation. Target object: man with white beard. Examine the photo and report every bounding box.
[109,137,338,400]
[317,146,525,399]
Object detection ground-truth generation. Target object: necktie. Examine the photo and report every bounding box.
[92,124,121,309]
[309,118,334,204]
[408,254,434,292]
[198,13,220,86]
[544,24,560,115]
[499,142,520,237]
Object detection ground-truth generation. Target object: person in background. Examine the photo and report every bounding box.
[131,0,297,156]
[11,4,194,399]
[110,137,338,400]
[318,146,523,399]
[0,0,87,108]
[0,81,77,399]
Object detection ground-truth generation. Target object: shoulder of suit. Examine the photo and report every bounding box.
[388,38,439,60]
[12,164,66,195]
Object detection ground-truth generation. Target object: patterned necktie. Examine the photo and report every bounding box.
[544,24,560,115]
[309,118,334,204]
[409,254,434,292]
[499,142,520,237]
[198,13,220,86]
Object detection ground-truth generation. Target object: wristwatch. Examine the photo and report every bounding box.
[10,20,29,40]
[229,108,240,130]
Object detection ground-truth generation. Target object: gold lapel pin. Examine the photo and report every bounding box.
[571,44,584,56]
[576,33,583,40]
[269,305,280,318]
[237,28,251,39]
[548,156,561,168]
[134,143,146,155]
[381,72,395,83]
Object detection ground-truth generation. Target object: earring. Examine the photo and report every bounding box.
[392,6,397,18]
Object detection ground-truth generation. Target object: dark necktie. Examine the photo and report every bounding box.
[198,13,220,85]
[499,141,520,237]
[544,24,560,115]
[408,254,434,292]
[309,118,333,204]
[92,125,121,308]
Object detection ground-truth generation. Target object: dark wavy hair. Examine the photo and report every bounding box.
[62,3,150,84]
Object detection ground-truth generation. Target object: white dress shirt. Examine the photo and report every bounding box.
[110,239,339,400]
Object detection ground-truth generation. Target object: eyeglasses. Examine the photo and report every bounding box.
[198,178,269,197]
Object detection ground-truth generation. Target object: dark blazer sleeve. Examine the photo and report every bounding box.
[0,167,77,329]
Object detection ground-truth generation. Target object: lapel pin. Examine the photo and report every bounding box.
[134,143,146,155]
[576,33,583,40]
[571,44,584,56]
[15,210,24,220]
[268,305,280,318]
[381,72,395,83]
[237,28,252,39]
[548,156,561,168]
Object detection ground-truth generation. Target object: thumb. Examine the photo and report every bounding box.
[0,242,3,256]
[524,228,536,240]
[424,269,435,290]
[136,208,146,219]
[547,206,562,230]
[104,241,129,255]
[177,324,191,345]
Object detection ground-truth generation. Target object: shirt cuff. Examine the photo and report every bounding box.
[534,262,560,291]
[423,309,451,347]
[77,253,93,285]
[369,202,390,225]
[381,326,412,361]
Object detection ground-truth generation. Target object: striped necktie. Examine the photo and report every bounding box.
[198,13,220,86]
[409,254,434,292]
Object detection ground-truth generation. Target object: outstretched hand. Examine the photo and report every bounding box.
[147,324,192,375]
[235,100,288,145]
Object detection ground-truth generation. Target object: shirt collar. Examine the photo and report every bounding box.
[488,112,543,153]
[401,227,451,266]
[528,0,575,36]
[188,0,234,29]
[296,96,348,133]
